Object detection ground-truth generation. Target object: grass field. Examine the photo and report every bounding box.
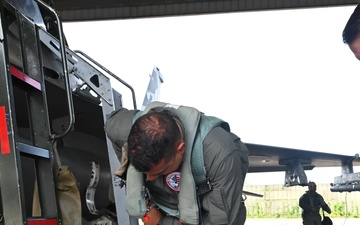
[245,218,359,225]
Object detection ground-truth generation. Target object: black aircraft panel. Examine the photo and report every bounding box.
[49,0,359,21]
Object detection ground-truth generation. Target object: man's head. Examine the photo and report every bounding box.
[127,110,185,181]
[343,4,360,60]
[308,181,317,192]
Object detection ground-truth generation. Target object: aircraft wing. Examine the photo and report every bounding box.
[245,142,360,192]
[246,142,358,172]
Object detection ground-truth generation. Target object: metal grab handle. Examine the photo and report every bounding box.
[36,0,75,139]
[74,50,137,110]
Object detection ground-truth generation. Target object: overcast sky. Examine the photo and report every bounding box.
[63,5,360,185]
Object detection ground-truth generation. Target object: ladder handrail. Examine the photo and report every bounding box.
[36,0,75,139]
[74,50,137,110]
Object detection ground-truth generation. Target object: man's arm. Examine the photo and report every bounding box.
[299,194,318,213]
[299,195,309,211]
[318,194,331,214]
[201,128,249,225]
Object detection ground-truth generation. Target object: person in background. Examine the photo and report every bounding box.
[299,181,331,225]
[343,4,360,60]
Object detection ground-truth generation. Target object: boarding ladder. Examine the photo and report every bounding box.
[0,0,140,224]
[0,1,62,224]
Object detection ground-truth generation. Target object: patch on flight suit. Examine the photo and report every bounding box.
[166,172,181,192]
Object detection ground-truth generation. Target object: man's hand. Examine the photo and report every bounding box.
[323,205,332,214]
[142,207,164,225]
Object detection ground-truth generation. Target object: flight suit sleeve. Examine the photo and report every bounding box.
[201,128,249,225]
[319,195,331,214]
[299,194,311,211]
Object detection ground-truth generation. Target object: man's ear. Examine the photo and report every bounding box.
[177,142,185,154]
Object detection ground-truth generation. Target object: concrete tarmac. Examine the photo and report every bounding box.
[245,218,359,225]
[139,217,358,224]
